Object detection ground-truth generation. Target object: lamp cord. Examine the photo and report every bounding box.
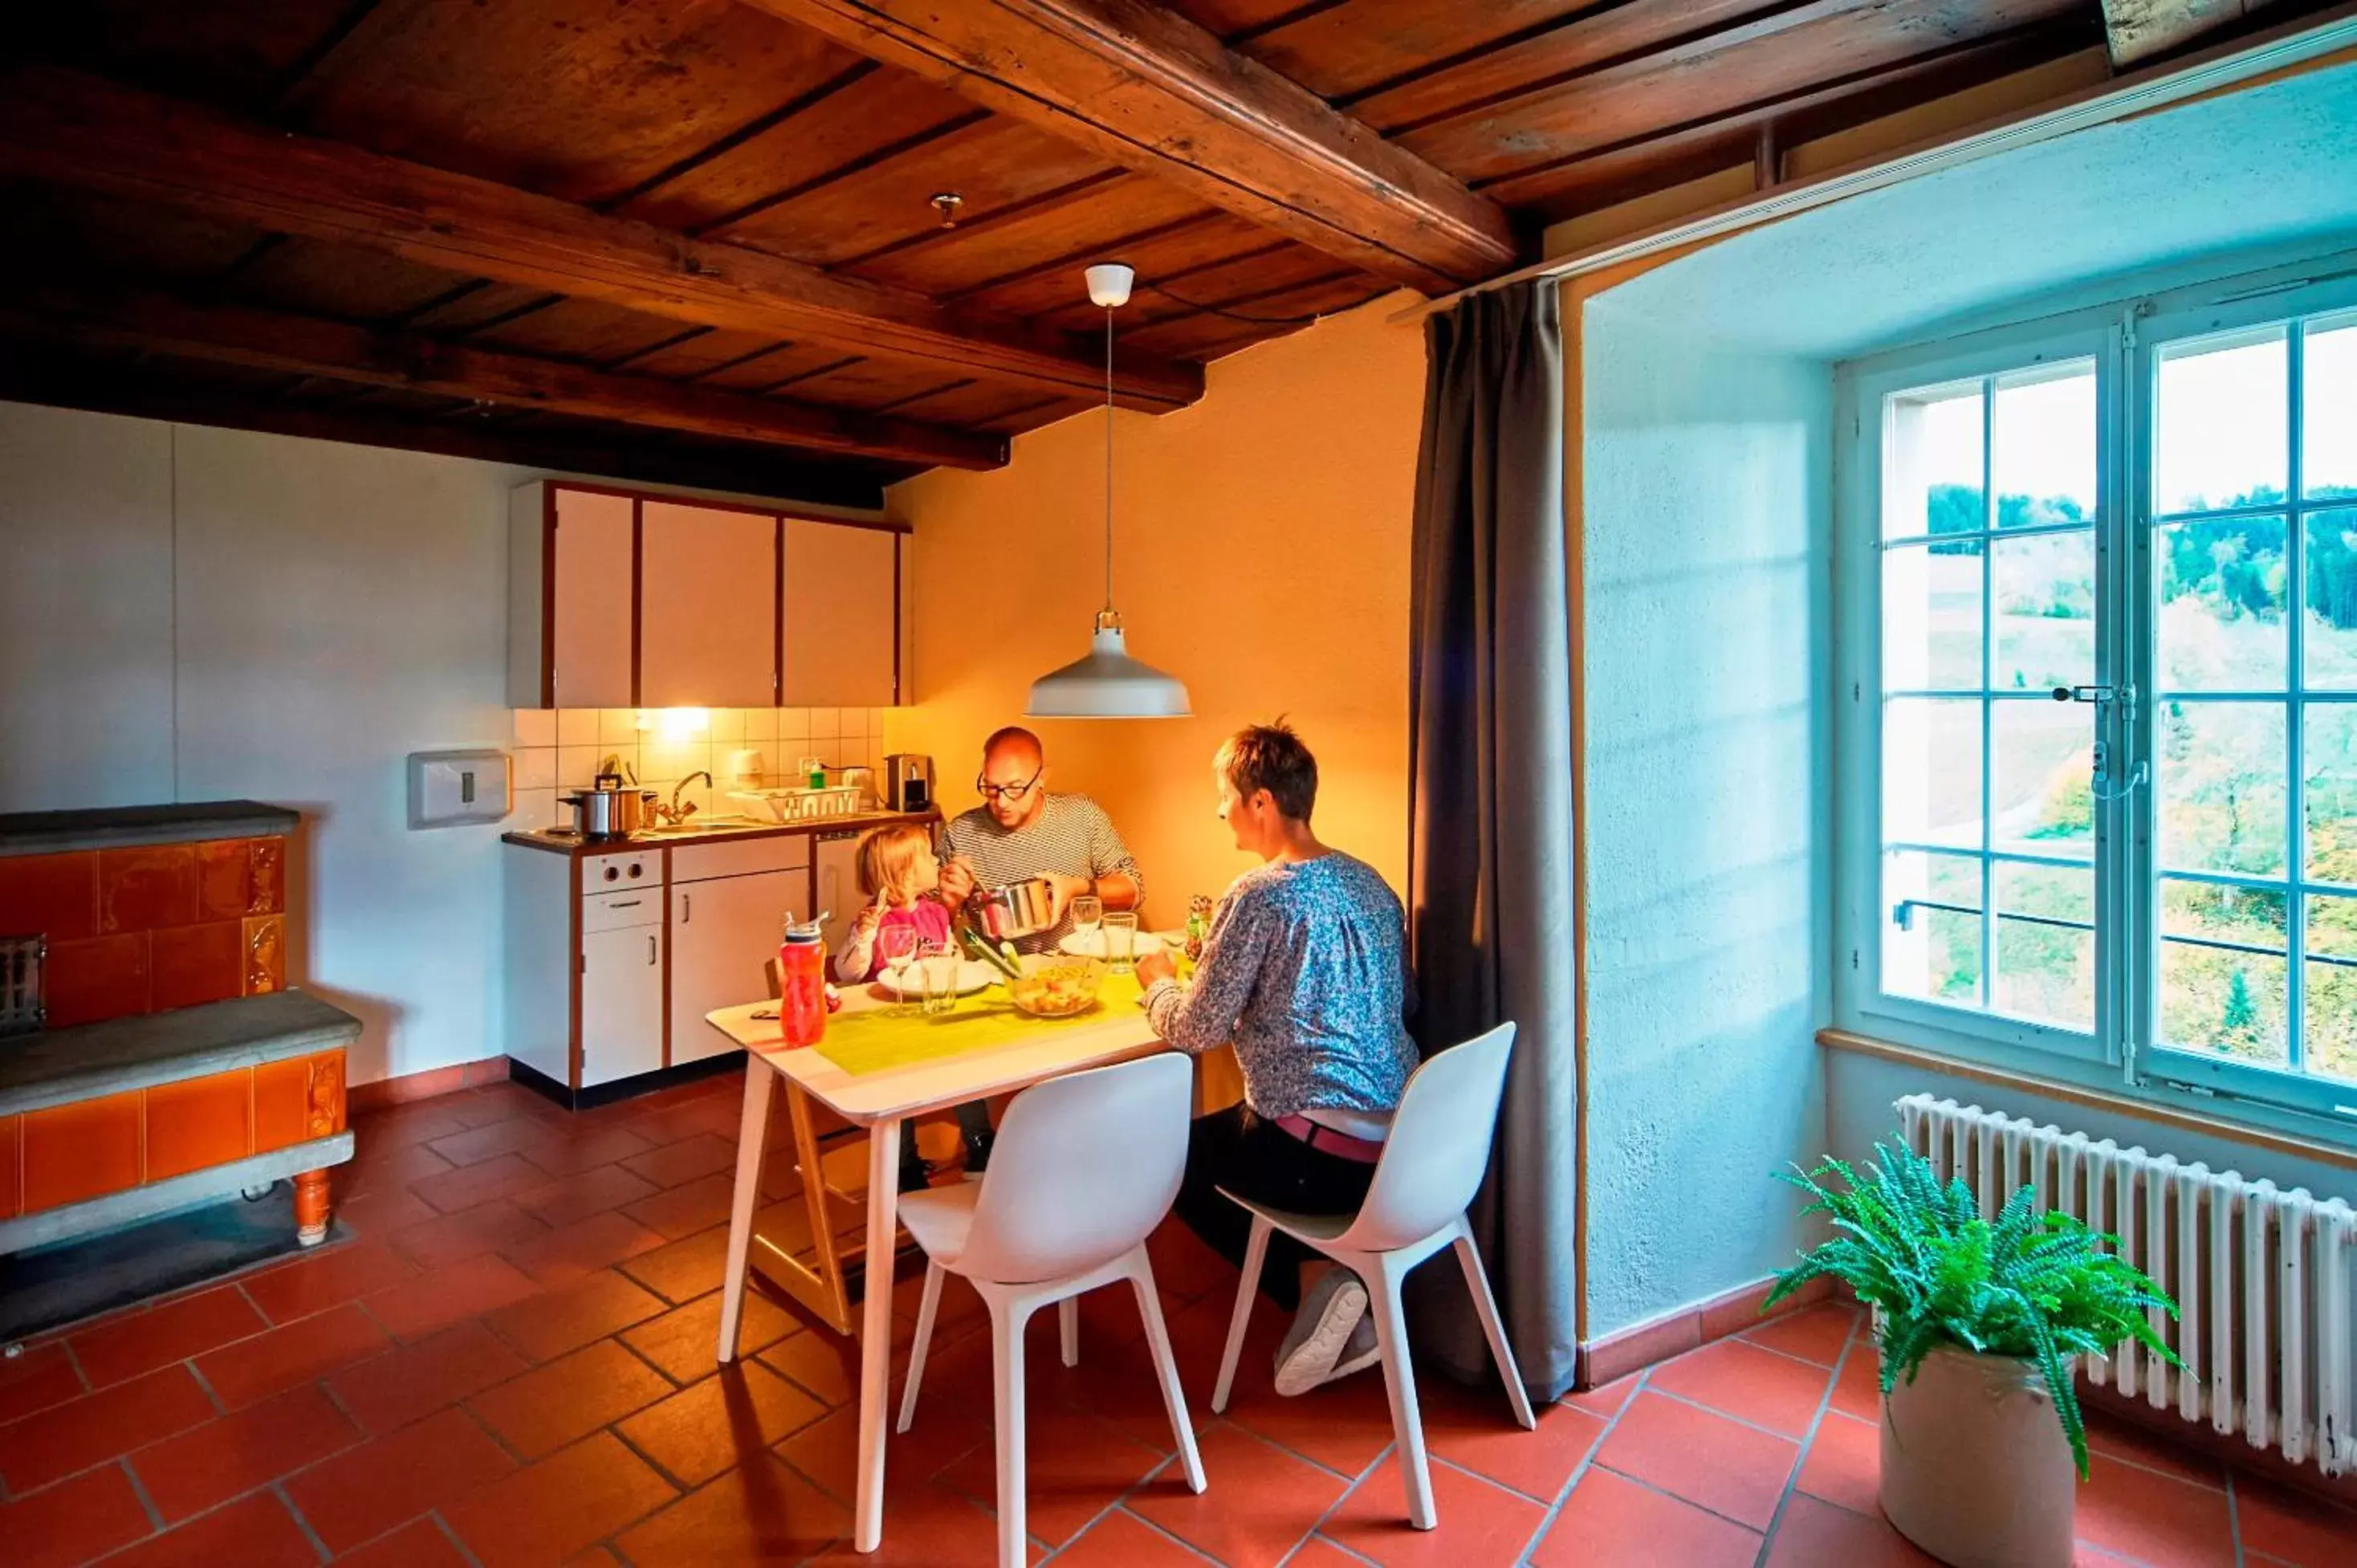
[1103,305,1114,616]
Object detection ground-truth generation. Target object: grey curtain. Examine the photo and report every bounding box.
[1406,282,1579,1399]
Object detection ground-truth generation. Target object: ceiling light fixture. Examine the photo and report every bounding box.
[1024,263,1192,721]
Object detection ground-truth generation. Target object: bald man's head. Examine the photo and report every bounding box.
[982,727,1043,769]
[978,727,1047,826]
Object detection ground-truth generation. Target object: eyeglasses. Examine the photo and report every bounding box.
[974,772,1040,803]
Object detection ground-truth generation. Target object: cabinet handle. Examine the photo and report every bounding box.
[647,934,658,965]
[682,893,691,923]
[608,898,642,909]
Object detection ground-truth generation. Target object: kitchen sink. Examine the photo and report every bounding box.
[634,815,766,837]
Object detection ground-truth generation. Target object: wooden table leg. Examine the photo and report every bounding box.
[853,1115,902,1554]
[716,1059,777,1365]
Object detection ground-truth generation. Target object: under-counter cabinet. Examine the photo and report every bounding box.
[580,888,665,1087]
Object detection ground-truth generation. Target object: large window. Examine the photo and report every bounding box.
[1842,263,2357,1126]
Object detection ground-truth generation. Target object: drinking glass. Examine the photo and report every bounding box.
[918,939,959,1014]
[1103,912,1138,975]
[878,925,918,1013]
[1070,895,1103,951]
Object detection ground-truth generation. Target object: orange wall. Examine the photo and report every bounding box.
[883,292,1427,918]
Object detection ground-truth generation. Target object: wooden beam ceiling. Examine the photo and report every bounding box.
[0,278,1008,470]
[735,0,1522,291]
[0,63,1205,413]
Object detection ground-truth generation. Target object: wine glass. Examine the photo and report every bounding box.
[878,925,918,1013]
[1070,894,1102,954]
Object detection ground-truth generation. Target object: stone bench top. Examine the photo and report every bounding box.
[0,800,299,857]
[0,991,362,1117]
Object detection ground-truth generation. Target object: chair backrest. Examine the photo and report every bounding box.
[955,1052,1193,1285]
[1337,1021,1516,1252]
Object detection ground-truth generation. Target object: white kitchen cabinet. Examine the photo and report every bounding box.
[508,483,636,708]
[640,499,778,708]
[580,891,665,1088]
[782,516,899,707]
[669,868,798,1065]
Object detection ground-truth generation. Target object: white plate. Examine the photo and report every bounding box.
[873,958,999,999]
[1058,929,1166,959]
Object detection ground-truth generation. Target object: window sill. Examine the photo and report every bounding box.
[1817,1026,2357,1173]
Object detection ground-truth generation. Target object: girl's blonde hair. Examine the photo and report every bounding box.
[855,823,934,902]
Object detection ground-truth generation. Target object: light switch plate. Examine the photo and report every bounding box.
[408,748,513,829]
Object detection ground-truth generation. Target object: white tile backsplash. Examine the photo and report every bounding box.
[556,707,603,747]
[512,708,556,748]
[600,708,642,744]
[706,707,743,745]
[512,787,559,830]
[740,707,777,742]
[513,746,557,791]
[529,708,893,792]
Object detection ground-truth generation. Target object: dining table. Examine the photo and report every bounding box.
[704,964,1170,1554]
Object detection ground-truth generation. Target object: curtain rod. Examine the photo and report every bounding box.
[1393,5,2357,325]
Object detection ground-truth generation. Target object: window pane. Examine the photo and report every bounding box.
[2303,703,2357,884]
[1993,699,2091,858]
[1884,697,1982,848]
[2154,326,2287,516]
[2155,699,2287,876]
[2305,892,2357,1084]
[1993,531,2093,689]
[1994,861,2094,1028]
[2302,509,2357,687]
[1993,362,2095,528]
[2159,879,2288,1066]
[1887,382,1984,540]
[2156,515,2286,691]
[2304,313,2357,502]
[1885,849,1981,1005]
[1883,540,1981,690]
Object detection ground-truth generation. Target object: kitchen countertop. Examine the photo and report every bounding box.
[501,807,940,856]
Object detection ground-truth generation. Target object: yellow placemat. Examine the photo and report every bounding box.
[813,971,1151,1077]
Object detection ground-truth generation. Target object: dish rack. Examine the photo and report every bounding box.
[731,784,868,823]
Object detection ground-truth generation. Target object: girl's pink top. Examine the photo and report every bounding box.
[839,897,955,981]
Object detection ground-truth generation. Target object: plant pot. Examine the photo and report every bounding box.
[1879,1343,2074,1568]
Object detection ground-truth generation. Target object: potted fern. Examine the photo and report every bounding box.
[1765,1139,2183,1568]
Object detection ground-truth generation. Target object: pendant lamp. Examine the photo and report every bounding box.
[1024,263,1193,720]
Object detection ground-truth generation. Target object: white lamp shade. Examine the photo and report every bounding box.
[1025,622,1191,719]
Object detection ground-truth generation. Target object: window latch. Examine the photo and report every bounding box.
[2051,683,2124,706]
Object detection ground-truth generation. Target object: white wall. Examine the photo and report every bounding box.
[1578,299,1834,1337]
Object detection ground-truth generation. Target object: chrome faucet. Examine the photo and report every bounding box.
[653,771,711,829]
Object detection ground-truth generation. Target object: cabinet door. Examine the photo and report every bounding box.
[550,488,637,708]
[782,519,899,707]
[580,922,664,1087]
[669,868,796,1065]
[639,501,778,708]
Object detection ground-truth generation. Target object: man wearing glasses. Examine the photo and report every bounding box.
[937,725,1143,953]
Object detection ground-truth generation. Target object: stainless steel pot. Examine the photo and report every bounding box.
[560,787,657,840]
[970,877,1056,941]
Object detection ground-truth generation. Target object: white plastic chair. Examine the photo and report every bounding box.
[1210,1020,1535,1529]
[897,1053,1207,1566]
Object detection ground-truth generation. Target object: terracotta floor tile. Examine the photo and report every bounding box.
[0,1343,87,1425]
[1560,1370,1644,1419]
[621,1130,739,1190]
[621,1289,799,1384]
[467,1338,674,1459]
[440,1083,562,1130]
[937,1404,1168,1549]
[2073,1453,2237,1568]
[804,1479,1035,1568]
[616,1451,850,1565]
[502,1208,668,1285]
[1419,1375,1606,1502]
[0,1363,216,1493]
[482,1269,666,1362]
[331,1517,474,1568]
[362,1252,543,1342]
[351,1102,472,1153]
[1593,1391,1800,1530]
[2235,1473,2357,1566]
[1190,1298,1401,1477]
[427,1114,576,1170]
[1740,1302,1861,1367]
[779,1398,994,1509]
[1647,1337,1834,1438]
[324,1319,531,1435]
[2081,1404,2229,1489]
[759,1326,861,1407]
[1531,1465,1763,1567]
[622,1096,743,1151]
[1144,1216,1240,1305]
[333,1183,443,1240]
[68,1285,267,1388]
[445,1432,678,1568]
[129,1383,360,1521]
[1042,1508,1208,1568]
[0,1460,155,1568]
[617,1361,828,1488]
[1764,1493,1940,1567]
[619,1171,739,1240]
[240,1240,419,1325]
[1322,1453,1549,1567]
[1828,1342,1884,1422]
[193,1298,389,1407]
[340,1140,458,1199]
[410,1152,550,1215]
[1127,1420,1346,1567]
[100,1489,321,1568]
[283,1404,518,1554]
[515,1122,659,1178]
[1794,1407,1880,1516]
[617,1225,735,1304]
[387,1197,552,1268]
[514,1161,661,1230]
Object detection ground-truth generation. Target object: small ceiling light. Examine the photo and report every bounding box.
[930,192,963,229]
[1025,263,1192,721]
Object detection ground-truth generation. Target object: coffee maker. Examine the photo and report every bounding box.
[883,754,934,813]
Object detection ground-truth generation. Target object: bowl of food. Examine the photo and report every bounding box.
[1003,954,1104,1018]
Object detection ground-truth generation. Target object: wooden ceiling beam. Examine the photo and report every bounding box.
[0,64,1203,412]
[0,277,1009,470]
[735,0,1520,291]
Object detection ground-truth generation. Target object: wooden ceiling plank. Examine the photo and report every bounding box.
[0,277,1007,469]
[1120,272,1386,356]
[735,0,1520,289]
[1244,0,1612,103]
[849,177,1221,299]
[951,214,1280,315]
[0,65,1203,409]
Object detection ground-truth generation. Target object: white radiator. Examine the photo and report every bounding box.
[1895,1094,2356,1476]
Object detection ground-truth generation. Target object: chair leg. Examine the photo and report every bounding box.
[1211,1212,1271,1413]
[1366,1256,1436,1529]
[1127,1251,1206,1493]
[1060,1295,1080,1368]
[898,1261,944,1434]
[991,1299,1033,1568]
[1452,1218,1537,1429]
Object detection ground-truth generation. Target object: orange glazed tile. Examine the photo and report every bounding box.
[98,845,197,933]
[0,1342,83,1424]
[0,1363,216,1493]
[2074,1452,2237,1568]
[1648,1337,1834,1438]
[129,1382,361,1522]
[41,933,152,1028]
[444,1432,678,1568]
[68,1284,266,1388]
[0,1458,154,1568]
[482,1268,666,1363]
[466,1338,673,1459]
[613,1452,849,1566]
[362,1251,543,1342]
[148,920,243,1011]
[325,1318,531,1436]
[0,851,97,941]
[141,1066,253,1181]
[20,1089,142,1212]
[615,1361,828,1487]
[102,1488,320,1568]
[1763,1493,1940,1567]
[247,837,284,914]
[621,1288,798,1384]
[332,1517,475,1568]
[1795,1408,1882,1516]
[251,1053,311,1152]
[1127,1420,1348,1567]
[1532,1466,1763,1568]
[0,1114,16,1219]
[503,1208,669,1285]
[242,911,285,995]
[1740,1302,1861,1367]
[517,1160,662,1229]
[192,839,251,922]
[1592,1391,1800,1530]
[1322,1454,1549,1567]
[282,1404,518,1554]
[242,1239,418,1325]
[2236,1474,2357,1566]
[192,1297,389,1408]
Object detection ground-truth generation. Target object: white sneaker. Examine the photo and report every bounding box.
[1272,1269,1369,1396]
[1324,1311,1381,1386]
